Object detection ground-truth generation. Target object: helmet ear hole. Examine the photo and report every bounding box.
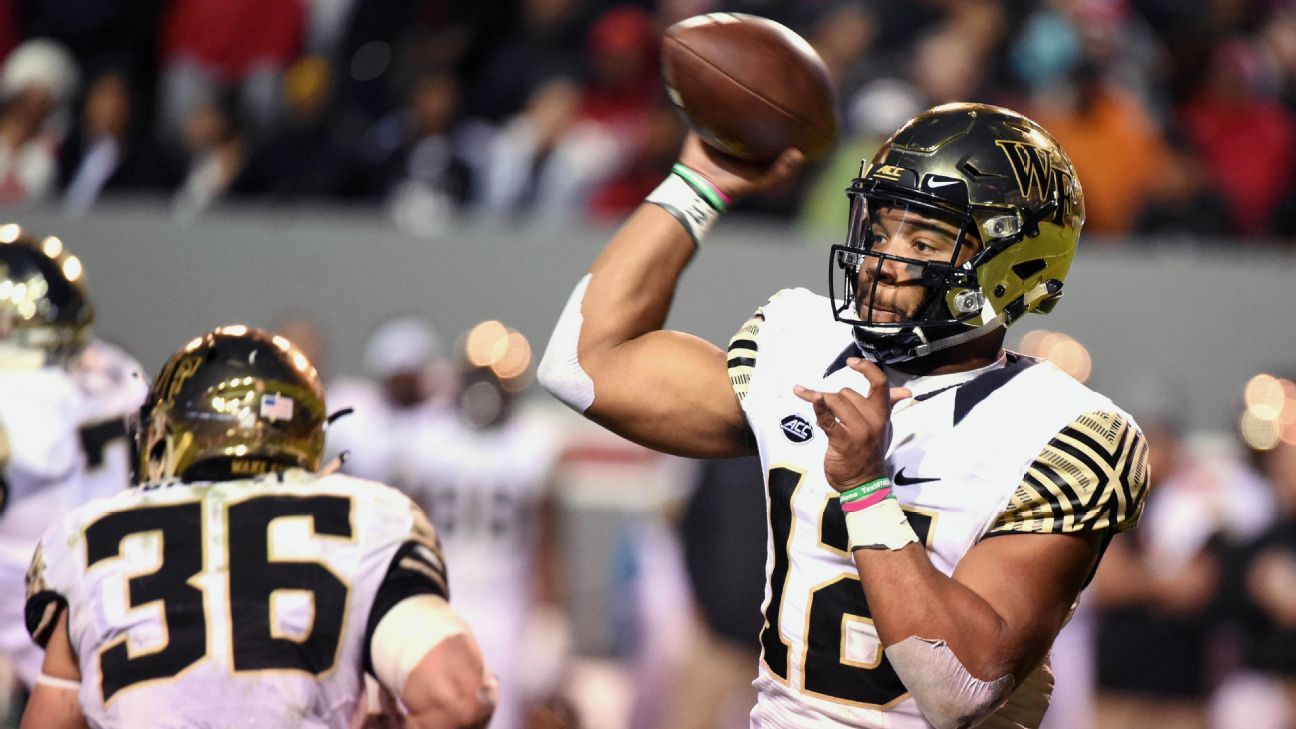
[1011,259,1046,279]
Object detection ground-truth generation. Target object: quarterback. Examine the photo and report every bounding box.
[21,326,495,729]
[0,227,146,687]
[538,104,1148,729]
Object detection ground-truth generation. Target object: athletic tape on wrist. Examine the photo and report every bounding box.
[845,495,920,551]
[645,165,726,245]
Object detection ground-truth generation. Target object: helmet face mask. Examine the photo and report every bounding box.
[829,103,1085,364]
[137,326,326,484]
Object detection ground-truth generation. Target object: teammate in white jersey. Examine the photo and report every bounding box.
[21,325,495,729]
[537,103,1149,729]
[416,348,565,729]
[0,226,146,687]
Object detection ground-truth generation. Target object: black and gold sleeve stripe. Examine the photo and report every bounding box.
[727,309,764,403]
[990,411,1149,535]
[24,542,66,647]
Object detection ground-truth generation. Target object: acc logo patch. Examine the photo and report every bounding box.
[780,414,814,443]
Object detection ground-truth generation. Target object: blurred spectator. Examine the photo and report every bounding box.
[1090,415,1274,729]
[1259,10,1296,111]
[234,56,361,201]
[360,70,484,236]
[16,0,162,97]
[587,105,684,220]
[170,98,244,221]
[0,38,77,204]
[578,7,659,129]
[806,2,877,102]
[60,71,177,215]
[1180,40,1296,237]
[1133,133,1232,238]
[462,0,592,121]
[482,77,622,222]
[1213,438,1296,729]
[660,456,767,729]
[157,0,305,146]
[799,77,924,237]
[1031,61,1171,236]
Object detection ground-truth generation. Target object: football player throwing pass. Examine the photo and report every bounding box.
[538,104,1149,729]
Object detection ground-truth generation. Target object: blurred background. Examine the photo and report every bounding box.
[3,0,1296,728]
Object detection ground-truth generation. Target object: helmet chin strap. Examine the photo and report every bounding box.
[854,318,1004,365]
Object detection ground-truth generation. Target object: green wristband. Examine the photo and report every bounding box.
[839,477,892,504]
[671,164,729,212]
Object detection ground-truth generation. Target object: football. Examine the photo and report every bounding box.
[662,13,839,162]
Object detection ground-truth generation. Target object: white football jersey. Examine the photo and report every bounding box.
[728,289,1149,729]
[404,407,563,729]
[0,340,146,685]
[324,378,456,489]
[25,471,450,729]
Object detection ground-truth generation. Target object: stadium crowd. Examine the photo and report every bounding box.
[2,0,1296,240]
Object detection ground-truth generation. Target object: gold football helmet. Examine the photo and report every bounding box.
[830,103,1085,363]
[0,224,93,368]
[138,325,326,483]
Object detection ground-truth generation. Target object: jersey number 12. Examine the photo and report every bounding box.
[760,466,934,707]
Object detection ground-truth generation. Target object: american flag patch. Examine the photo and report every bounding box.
[260,393,294,421]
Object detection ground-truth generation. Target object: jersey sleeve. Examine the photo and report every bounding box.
[727,307,764,404]
[363,502,451,677]
[25,537,70,648]
[989,410,1149,535]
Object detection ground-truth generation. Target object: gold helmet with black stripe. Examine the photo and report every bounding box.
[0,224,93,369]
[138,325,326,483]
[830,103,1085,364]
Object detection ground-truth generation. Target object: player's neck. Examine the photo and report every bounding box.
[890,329,1006,377]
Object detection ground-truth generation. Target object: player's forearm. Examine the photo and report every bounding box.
[402,634,494,729]
[579,204,698,354]
[853,546,1025,682]
[20,686,87,729]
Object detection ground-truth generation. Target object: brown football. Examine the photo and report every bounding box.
[662,13,839,162]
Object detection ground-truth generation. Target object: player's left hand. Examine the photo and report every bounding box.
[794,357,912,492]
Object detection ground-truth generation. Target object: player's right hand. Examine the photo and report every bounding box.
[677,132,805,202]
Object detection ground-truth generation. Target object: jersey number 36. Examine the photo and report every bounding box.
[85,495,352,702]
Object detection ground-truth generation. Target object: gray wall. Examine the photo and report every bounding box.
[8,203,1296,434]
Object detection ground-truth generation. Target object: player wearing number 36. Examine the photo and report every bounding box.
[538,103,1149,729]
[22,326,496,729]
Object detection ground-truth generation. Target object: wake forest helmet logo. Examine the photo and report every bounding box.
[995,140,1075,218]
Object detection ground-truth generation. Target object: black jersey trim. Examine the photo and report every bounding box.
[363,540,450,677]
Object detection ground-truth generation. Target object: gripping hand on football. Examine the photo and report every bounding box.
[677,132,805,202]
[794,357,912,492]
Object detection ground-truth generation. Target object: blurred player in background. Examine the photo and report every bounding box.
[326,314,455,488]
[0,225,146,692]
[538,104,1148,728]
[407,321,567,729]
[21,326,495,728]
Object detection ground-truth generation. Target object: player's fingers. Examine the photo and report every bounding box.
[762,147,806,184]
[890,387,913,404]
[794,385,858,437]
[810,388,871,436]
[793,385,835,427]
[846,357,890,401]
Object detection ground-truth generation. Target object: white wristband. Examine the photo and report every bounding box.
[845,497,920,551]
[645,171,724,246]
